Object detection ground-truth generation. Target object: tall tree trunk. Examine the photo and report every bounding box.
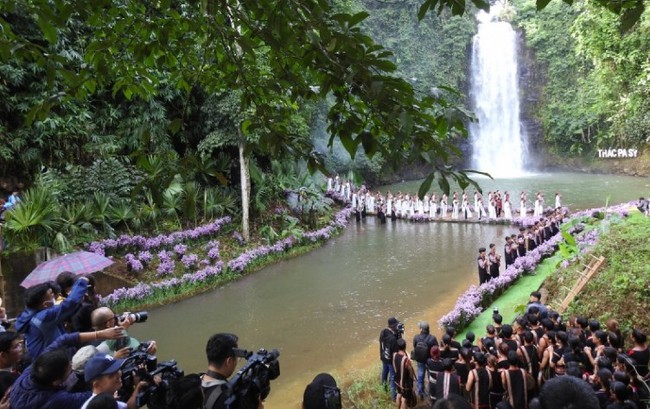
[239,131,251,241]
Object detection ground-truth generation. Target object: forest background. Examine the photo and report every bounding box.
[1,0,649,254]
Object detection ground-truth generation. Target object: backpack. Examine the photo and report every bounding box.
[380,329,395,362]
[413,339,430,363]
[203,378,229,409]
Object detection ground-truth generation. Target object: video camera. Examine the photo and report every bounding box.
[223,348,281,409]
[119,343,184,409]
[396,322,405,339]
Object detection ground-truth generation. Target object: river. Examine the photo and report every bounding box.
[125,172,650,408]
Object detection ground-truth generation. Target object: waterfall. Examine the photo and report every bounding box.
[469,8,528,176]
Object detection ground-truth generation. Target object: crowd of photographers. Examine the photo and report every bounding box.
[379,294,649,409]
[0,272,341,409]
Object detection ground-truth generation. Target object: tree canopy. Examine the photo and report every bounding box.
[0,0,646,193]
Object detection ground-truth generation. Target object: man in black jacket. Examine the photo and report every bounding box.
[412,322,438,399]
[379,317,400,400]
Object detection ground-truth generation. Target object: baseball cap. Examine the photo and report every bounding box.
[303,373,341,409]
[388,317,399,326]
[72,345,98,373]
[84,353,125,382]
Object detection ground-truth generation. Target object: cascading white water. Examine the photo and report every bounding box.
[470,8,528,176]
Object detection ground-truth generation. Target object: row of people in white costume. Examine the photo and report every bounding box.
[327,177,563,222]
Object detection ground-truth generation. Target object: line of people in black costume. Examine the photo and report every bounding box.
[477,212,563,285]
[406,296,650,409]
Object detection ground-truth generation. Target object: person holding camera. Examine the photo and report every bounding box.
[201,333,265,409]
[80,353,149,409]
[380,317,401,401]
[16,276,90,359]
[9,328,124,409]
[90,307,156,358]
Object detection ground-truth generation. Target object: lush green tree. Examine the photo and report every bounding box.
[514,0,649,156]
[1,0,479,192]
[1,0,646,198]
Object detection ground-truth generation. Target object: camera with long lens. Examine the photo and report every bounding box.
[120,311,149,324]
[223,348,281,409]
[118,343,184,409]
[396,322,405,339]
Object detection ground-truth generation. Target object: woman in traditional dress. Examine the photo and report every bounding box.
[504,197,513,221]
[440,194,448,219]
[554,192,562,209]
[395,195,403,218]
[476,193,486,220]
[461,195,473,220]
[520,191,527,218]
[488,192,497,219]
[367,191,375,214]
[452,197,460,219]
[533,192,541,217]
[405,195,413,219]
[430,193,438,218]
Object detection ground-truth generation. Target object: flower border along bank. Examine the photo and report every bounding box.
[96,207,354,310]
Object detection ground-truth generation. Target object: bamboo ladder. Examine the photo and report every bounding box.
[554,255,606,314]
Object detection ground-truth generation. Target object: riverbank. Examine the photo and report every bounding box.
[97,205,355,311]
[327,203,648,409]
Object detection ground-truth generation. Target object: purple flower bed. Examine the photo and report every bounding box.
[137,251,153,264]
[101,207,353,308]
[409,213,430,222]
[206,240,220,260]
[124,254,144,272]
[181,253,199,268]
[87,216,232,256]
[156,259,176,277]
[102,261,225,306]
[325,189,349,203]
[227,237,296,272]
[173,244,187,256]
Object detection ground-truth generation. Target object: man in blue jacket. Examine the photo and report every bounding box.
[16,276,89,359]
[9,327,125,409]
